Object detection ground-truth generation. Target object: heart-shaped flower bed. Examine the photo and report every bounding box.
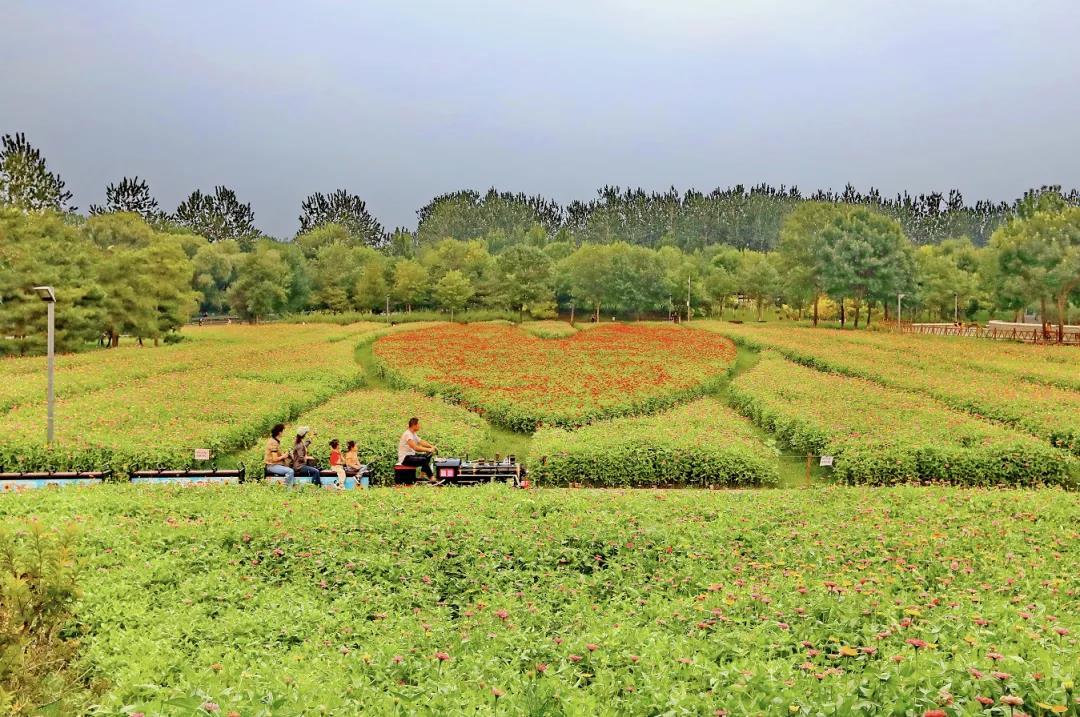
[372,323,736,431]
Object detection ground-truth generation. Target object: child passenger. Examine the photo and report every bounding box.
[344,440,369,489]
[328,439,346,489]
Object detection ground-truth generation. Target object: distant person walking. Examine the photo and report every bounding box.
[398,417,436,481]
[264,423,295,484]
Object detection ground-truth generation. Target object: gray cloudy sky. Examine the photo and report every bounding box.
[3,0,1079,237]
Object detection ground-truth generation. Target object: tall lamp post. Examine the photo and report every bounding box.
[896,293,906,331]
[33,286,56,445]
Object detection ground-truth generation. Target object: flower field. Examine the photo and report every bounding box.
[728,351,1076,487]
[240,388,490,484]
[529,398,779,487]
[704,323,1080,456]
[0,324,385,475]
[2,484,1077,715]
[372,323,738,431]
[0,323,383,413]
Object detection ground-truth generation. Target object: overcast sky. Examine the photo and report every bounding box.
[4,1,1079,237]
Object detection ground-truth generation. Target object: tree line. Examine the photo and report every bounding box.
[2,131,1078,353]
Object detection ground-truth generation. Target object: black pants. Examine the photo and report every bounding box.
[401,454,433,479]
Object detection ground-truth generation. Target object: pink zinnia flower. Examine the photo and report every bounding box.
[586,643,598,651]
[535,662,548,674]
[988,651,1004,661]
[495,609,509,620]
[568,654,582,663]
[201,704,220,713]
[392,655,403,664]
[991,671,1012,680]
[923,710,947,717]
[492,687,504,698]
[906,638,928,649]
[1000,695,1023,707]
[434,651,451,661]
[975,696,994,706]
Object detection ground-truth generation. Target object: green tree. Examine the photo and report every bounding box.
[0,209,101,354]
[735,251,781,321]
[777,201,837,325]
[561,243,615,323]
[227,246,292,322]
[391,259,428,312]
[192,240,242,314]
[89,176,163,221]
[821,207,914,327]
[294,222,352,259]
[0,133,74,212]
[433,269,474,321]
[354,259,390,312]
[496,245,555,320]
[173,186,258,249]
[386,228,418,258]
[913,241,981,321]
[298,189,385,248]
[85,214,198,345]
[988,202,1080,340]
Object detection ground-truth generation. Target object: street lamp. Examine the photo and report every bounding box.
[897,293,906,330]
[32,286,56,445]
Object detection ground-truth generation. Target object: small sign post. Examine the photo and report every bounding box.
[819,455,834,467]
[193,448,212,461]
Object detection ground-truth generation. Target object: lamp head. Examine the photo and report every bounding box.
[32,286,56,303]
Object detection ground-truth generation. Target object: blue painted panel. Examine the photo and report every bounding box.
[1,478,101,491]
[129,476,240,485]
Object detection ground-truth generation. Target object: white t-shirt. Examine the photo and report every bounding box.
[398,429,419,464]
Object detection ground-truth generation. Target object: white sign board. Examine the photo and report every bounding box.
[193,448,212,461]
[819,455,834,467]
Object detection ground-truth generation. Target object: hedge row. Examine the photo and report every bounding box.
[704,322,1080,457]
[528,398,779,487]
[727,351,1076,488]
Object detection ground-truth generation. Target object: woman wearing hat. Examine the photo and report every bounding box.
[291,426,322,485]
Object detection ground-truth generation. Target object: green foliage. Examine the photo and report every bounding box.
[495,245,555,320]
[0,132,73,212]
[432,269,475,320]
[0,521,81,715]
[988,201,1080,336]
[530,398,779,487]
[0,209,103,354]
[727,351,1076,487]
[227,245,291,321]
[0,325,375,476]
[173,185,258,249]
[297,190,385,249]
[820,206,916,325]
[1,485,1077,714]
[88,176,163,222]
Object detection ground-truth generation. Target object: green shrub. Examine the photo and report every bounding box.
[529,398,779,487]
[728,351,1077,487]
[0,521,82,715]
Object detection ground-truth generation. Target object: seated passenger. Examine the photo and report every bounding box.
[328,438,346,489]
[291,426,322,485]
[398,417,437,482]
[264,423,294,484]
[344,440,369,489]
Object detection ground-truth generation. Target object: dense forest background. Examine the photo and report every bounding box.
[2,131,1079,354]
